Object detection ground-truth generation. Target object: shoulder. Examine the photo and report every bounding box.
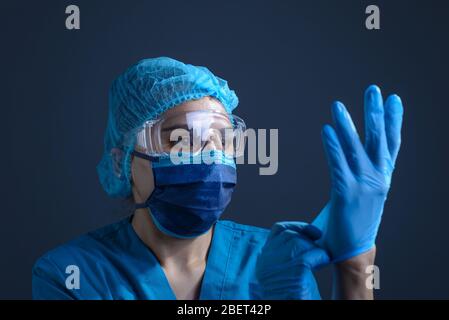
[32,217,131,299]
[34,217,130,267]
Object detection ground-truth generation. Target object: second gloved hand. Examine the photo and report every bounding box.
[256,222,330,300]
[313,85,404,262]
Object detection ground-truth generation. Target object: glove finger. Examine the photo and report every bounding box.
[271,222,322,241]
[269,221,308,238]
[364,85,389,169]
[384,94,404,165]
[286,224,322,241]
[321,125,353,189]
[300,247,331,269]
[331,101,370,175]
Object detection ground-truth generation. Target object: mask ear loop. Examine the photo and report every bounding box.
[131,150,160,162]
[130,150,160,210]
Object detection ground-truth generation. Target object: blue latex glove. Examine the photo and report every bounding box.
[313,85,404,262]
[256,222,330,300]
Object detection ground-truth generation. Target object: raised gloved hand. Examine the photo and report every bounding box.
[313,85,404,262]
[256,222,330,300]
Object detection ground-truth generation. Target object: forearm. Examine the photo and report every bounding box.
[332,247,376,300]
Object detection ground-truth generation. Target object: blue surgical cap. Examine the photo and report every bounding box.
[97,57,239,198]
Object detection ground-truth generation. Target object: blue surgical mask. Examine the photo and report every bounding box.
[133,151,237,238]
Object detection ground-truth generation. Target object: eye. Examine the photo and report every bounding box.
[179,136,190,146]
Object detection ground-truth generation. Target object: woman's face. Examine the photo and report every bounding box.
[131,96,227,204]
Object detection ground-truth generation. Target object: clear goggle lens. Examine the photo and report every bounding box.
[128,110,246,158]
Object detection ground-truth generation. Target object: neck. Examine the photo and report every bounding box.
[131,208,213,268]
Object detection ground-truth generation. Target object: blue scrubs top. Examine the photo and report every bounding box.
[32,217,272,300]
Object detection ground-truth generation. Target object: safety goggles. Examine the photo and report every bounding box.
[126,110,246,158]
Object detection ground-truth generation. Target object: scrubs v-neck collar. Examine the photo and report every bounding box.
[126,216,234,300]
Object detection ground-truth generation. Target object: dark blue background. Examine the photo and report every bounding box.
[1,0,448,299]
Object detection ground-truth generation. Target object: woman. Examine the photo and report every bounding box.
[32,57,403,299]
